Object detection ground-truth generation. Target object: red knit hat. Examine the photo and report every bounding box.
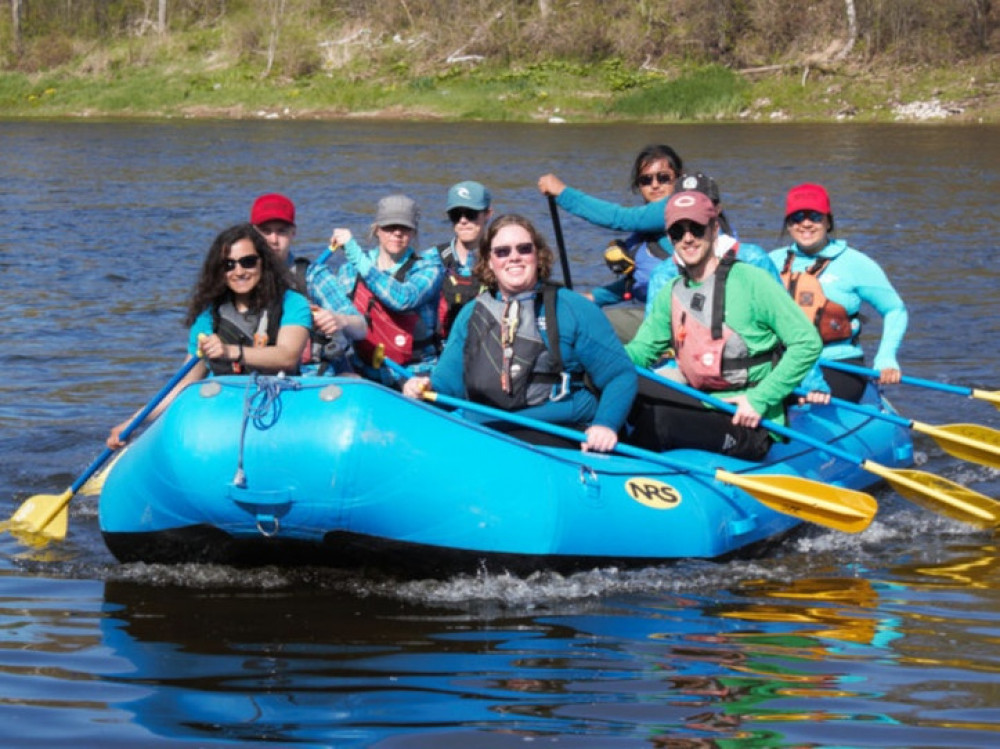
[251,193,296,225]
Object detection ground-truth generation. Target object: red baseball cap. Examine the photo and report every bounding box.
[251,193,296,226]
[785,183,831,217]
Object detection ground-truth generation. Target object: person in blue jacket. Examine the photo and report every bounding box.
[403,214,637,453]
[538,164,779,340]
[107,223,312,448]
[538,144,682,341]
[770,183,907,402]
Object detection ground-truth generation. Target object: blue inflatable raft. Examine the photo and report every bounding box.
[99,376,913,574]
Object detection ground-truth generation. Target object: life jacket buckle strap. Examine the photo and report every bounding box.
[550,371,572,402]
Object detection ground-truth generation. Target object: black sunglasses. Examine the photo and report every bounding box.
[637,171,675,187]
[224,255,260,272]
[787,210,826,224]
[491,242,534,259]
[447,207,482,223]
[667,221,708,242]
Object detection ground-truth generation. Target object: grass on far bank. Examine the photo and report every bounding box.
[1,30,998,125]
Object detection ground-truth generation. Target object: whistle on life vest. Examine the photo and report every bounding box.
[253,332,269,348]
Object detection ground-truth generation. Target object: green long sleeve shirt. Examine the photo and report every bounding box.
[626,261,822,425]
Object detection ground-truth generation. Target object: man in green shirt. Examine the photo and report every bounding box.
[626,191,821,460]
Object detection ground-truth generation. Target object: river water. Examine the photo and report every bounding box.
[1,120,999,747]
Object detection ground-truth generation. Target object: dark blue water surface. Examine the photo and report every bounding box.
[1,120,999,748]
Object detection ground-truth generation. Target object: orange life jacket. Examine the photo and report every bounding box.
[780,252,854,344]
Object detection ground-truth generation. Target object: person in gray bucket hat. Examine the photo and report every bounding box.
[305,193,444,385]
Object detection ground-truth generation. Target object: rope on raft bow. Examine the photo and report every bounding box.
[233,373,302,487]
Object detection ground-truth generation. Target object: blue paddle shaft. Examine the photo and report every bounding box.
[793,388,912,429]
[639,368,865,468]
[820,358,973,397]
[70,355,202,493]
[417,381,718,479]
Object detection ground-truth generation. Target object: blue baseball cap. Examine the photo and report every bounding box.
[446,181,491,211]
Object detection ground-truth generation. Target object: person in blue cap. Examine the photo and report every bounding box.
[433,180,494,340]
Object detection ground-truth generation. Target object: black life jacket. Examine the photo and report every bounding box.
[288,256,310,295]
[463,284,584,410]
[210,297,286,376]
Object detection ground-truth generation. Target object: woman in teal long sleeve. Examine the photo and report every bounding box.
[769,183,908,402]
[403,214,637,454]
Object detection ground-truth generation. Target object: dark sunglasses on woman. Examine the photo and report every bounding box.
[224,255,260,272]
[491,242,534,259]
[637,171,674,187]
[447,207,482,223]
[787,210,826,224]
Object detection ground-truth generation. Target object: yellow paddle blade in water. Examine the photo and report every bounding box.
[914,422,1000,470]
[78,447,127,497]
[861,461,1000,529]
[715,470,877,534]
[9,489,72,540]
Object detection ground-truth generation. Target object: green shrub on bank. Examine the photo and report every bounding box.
[608,66,749,120]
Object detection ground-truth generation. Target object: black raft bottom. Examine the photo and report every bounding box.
[103,526,799,578]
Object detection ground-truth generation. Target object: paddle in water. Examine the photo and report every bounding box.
[645,368,1000,529]
[795,388,1000,471]
[7,355,202,541]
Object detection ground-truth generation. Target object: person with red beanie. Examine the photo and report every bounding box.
[770,183,908,402]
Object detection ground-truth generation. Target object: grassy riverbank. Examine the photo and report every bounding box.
[2,2,999,125]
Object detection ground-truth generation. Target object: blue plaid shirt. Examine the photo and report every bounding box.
[306,238,444,381]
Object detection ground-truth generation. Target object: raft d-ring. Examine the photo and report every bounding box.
[256,514,280,537]
[579,466,598,485]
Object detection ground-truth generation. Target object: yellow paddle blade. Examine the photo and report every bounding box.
[715,469,877,534]
[10,489,73,539]
[972,388,1000,410]
[861,460,1000,529]
[913,422,1000,470]
[78,447,127,497]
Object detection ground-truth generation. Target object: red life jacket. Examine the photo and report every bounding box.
[435,241,483,340]
[671,256,776,391]
[780,252,854,344]
[351,253,435,366]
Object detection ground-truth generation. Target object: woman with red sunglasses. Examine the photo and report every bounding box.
[403,214,636,454]
[769,183,908,402]
[106,223,312,448]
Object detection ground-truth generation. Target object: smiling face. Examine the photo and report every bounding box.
[489,223,538,298]
[786,211,831,254]
[224,237,262,301]
[668,219,719,280]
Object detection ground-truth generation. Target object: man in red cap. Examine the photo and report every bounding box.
[251,193,304,285]
[251,193,367,375]
[625,191,822,460]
